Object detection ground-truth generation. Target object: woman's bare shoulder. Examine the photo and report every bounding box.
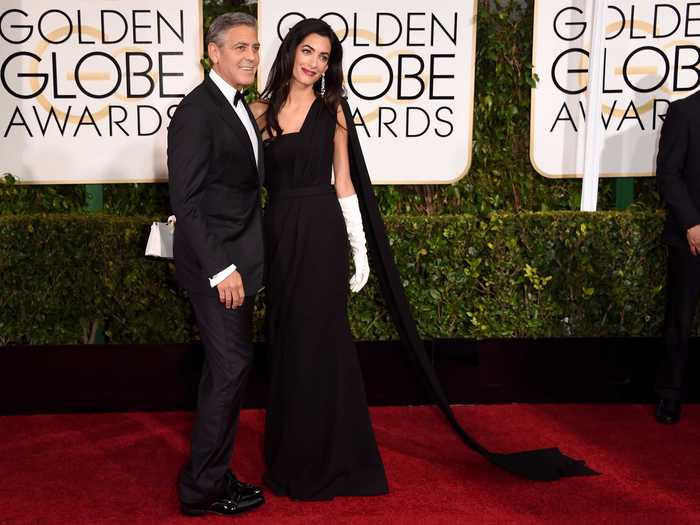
[335,102,348,130]
[249,99,268,120]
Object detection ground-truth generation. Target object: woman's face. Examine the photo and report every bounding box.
[291,33,331,89]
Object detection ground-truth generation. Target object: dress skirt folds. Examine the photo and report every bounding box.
[262,98,388,500]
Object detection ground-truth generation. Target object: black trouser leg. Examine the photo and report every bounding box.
[178,294,254,505]
[656,245,700,401]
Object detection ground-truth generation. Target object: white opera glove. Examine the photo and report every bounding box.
[338,194,370,293]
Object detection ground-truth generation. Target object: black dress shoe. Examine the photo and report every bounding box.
[656,399,681,424]
[226,471,264,501]
[181,490,264,517]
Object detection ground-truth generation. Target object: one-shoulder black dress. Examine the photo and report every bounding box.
[262,98,388,500]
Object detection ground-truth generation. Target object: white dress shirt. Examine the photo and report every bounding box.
[207,69,259,288]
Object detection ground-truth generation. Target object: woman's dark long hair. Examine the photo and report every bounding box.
[260,18,344,138]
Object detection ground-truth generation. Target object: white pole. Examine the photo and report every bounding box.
[580,0,608,212]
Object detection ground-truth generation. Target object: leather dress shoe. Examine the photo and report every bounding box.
[226,471,263,501]
[181,490,263,517]
[656,399,681,424]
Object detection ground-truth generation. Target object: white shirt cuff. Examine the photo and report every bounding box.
[209,263,237,287]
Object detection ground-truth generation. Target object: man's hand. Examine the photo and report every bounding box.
[687,225,700,256]
[217,271,245,309]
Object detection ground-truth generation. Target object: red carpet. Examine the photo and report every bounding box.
[2,405,700,525]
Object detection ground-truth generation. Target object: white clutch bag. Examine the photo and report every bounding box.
[145,215,176,259]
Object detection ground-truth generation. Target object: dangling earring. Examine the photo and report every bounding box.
[320,74,326,97]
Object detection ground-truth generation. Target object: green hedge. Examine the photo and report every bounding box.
[0,212,669,345]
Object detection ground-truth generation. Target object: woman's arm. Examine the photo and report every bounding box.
[333,103,369,292]
[332,106,356,198]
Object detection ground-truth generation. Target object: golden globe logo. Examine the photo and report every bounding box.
[1,8,187,138]
[531,0,700,179]
[259,2,477,185]
[0,2,202,184]
[548,4,700,134]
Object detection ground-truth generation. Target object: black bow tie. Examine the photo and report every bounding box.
[233,90,244,107]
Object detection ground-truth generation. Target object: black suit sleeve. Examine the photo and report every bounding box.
[168,102,231,277]
[657,102,700,232]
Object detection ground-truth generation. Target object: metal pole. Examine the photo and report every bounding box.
[85,184,103,212]
[615,178,634,209]
[85,184,105,343]
[580,0,608,212]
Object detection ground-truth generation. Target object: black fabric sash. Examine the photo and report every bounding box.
[340,98,598,481]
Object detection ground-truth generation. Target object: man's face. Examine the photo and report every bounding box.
[208,25,260,90]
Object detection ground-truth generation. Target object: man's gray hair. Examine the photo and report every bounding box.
[206,12,257,48]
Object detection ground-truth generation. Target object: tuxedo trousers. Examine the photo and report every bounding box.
[656,244,700,401]
[178,292,254,505]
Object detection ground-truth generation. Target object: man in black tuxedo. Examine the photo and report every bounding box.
[656,90,700,424]
[167,12,265,515]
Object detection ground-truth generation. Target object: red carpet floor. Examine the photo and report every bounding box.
[2,405,700,525]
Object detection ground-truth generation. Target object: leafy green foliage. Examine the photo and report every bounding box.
[349,211,667,340]
[0,174,85,214]
[0,214,193,344]
[0,213,669,344]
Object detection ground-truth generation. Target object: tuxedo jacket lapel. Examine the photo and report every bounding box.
[242,99,265,185]
[203,76,258,173]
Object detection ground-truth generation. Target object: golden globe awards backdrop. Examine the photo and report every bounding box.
[531,1,700,179]
[258,1,477,184]
[0,1,202,184]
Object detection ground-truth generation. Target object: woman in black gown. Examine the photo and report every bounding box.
[249,19,389,500]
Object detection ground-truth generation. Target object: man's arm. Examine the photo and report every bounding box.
[657,102,700,233]
[167,102,230,277]
[168,102,245,306]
